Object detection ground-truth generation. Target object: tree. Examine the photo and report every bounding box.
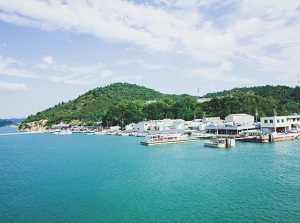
[173,96,197,120]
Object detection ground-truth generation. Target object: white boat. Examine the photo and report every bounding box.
[53,129,72,135]
[93,131,105,135]
[84,131,95,135]
[204,138,235,148]
[116,132,130,136]
[140,131,200,146]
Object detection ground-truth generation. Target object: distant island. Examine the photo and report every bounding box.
[18,82,300,131]
[0,118,25,127]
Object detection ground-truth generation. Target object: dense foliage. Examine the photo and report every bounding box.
[0,119,14,127]
[19,83,300,129]
[203,85,300,103]
[19,83,191,128]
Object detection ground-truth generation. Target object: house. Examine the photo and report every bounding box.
[132,121,152,131]
[185,119,204,130]
[132,119,186,131]
[197,98,211,103]
[125,123,135,131]
[260,114,300,133]
[203,117,223,124]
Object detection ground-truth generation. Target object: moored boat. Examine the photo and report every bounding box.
[140,131,200,146]
[53,129,72,135]
[204,138,235,148]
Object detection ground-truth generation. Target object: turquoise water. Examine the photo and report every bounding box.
[0,128,300,222]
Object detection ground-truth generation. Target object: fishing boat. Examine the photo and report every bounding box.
[204,138,235,148]
[116,131,130,136]
[140,131,200,146]
[53,129,72,135]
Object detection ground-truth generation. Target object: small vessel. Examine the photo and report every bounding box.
[93,131,105,135]
[204,138,235,148]
[84,130,95,135]
[53,129,72,135]
[116,132,130,136]
[140,131,200,146]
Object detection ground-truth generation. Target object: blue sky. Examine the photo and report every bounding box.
[1,0,300,118]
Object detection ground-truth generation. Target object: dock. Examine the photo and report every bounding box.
[236,132,300,143]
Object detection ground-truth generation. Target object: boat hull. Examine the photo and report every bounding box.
[140,138,200,146]
[204,142,226,148]
[204,138,235,148]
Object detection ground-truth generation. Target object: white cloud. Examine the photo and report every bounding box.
[135,75,143,80]
[42,56,54,65]
[188,62,254,86]
[220,61,233,72]
[0,55,114,85]
[117,59,162,70]
[0,56,40,78]
[0,81,28,93]
[101,70,113,78]
[0,42,6,50]
[0,0,300,87]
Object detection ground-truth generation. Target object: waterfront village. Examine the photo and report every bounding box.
[47,112,300,146]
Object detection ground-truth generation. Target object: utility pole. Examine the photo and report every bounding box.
[274,109,277,133]
[255,108,258,123]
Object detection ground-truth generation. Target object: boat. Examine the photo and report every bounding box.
[53,129,72,135]
[93,131,105,135]
[84,130,95,135]
[204,138,235,148]
[140,131,200,146]
[116,131,130,136]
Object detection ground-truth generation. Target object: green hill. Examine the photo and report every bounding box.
[19,82,191,129]
[19,83,300,130]
[0,119,14,127]
[200,85,300,118]
[202,85,300,103]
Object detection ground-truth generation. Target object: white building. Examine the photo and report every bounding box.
[225,114,254,125]
[203,117,223,124]
[132,121,152,131]
[132,119,186,131]
[197,98,211,103]
[205,114,258,135]
[125,123,135,131]
[185,120,204,130]
[260,114,300,133]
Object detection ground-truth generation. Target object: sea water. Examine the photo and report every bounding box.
[0,127,299,223]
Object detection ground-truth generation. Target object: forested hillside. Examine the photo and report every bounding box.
[19,83,191,128]
[203,85,300,103]
[0,119,14,127]
[19,83,300,129]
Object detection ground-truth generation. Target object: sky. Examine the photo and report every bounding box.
[0,0,300,119]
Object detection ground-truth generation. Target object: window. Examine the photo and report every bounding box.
[270,120,273,123]
[281,119,284,122]
[264,120,268,123]
[277,119,280,123]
